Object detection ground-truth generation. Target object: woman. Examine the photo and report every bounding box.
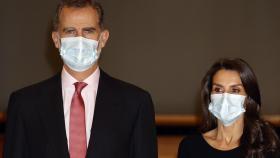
[178,58,280,158]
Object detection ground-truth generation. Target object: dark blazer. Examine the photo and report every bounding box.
[4,70,158,158]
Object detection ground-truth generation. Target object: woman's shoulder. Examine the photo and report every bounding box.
[178,133,205,158]
[179,133,204,148]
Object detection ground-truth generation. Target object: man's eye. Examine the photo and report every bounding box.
[84,30,92,33]
[83,29,95,34]
[65,30,75,34]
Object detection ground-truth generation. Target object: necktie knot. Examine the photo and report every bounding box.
[74,82,87,94]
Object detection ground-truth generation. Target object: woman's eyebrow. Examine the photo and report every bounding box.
[212,83,223,87]
[230,84,243,87]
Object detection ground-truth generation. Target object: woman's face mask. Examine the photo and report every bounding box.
[208,93,246,126]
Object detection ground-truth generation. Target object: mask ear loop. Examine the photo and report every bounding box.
[57,34,63,49]
[96,32,103,53]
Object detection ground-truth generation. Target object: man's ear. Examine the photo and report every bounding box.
[52,31,60,49]
[99,29,109,48]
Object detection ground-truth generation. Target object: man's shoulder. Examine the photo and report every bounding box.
[100,70,150,97]
[99,71,151,101]
[12,73,60,97]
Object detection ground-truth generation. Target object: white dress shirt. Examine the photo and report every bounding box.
[61,67,100,148]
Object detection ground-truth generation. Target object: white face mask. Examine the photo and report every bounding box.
[59,36,101,72]
[208,93,246,126]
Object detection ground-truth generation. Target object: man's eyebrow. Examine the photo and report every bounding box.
[82,27,97,31]
[62,27,76,32]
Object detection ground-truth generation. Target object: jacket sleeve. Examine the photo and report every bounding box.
[3,92,29,158]
[129,92,158,158]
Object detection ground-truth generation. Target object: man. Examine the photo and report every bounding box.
[4,0,157,158]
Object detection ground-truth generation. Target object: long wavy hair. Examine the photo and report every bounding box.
[200,58,280,158]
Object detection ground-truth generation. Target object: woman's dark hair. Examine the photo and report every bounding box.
[200,58,280,158]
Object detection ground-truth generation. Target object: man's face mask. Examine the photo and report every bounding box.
[208,93,246,126]
[59,36,101,72]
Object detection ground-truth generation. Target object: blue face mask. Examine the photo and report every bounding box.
[59,36,100,72]
[208,93,246,126]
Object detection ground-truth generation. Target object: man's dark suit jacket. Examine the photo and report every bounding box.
[4,70,158,158]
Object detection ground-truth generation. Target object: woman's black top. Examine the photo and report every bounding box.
[178,134,243,158]
[177,134,280,158]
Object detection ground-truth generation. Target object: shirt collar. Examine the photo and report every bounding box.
[61,67,100,92]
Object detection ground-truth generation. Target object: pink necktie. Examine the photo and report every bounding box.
[69,82,88,158]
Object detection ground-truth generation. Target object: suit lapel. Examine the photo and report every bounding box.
[40,74,70,158]
[86,70,117,158]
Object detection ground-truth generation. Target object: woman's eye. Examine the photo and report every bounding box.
[213,87,223,93]
[231,88,240,93]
